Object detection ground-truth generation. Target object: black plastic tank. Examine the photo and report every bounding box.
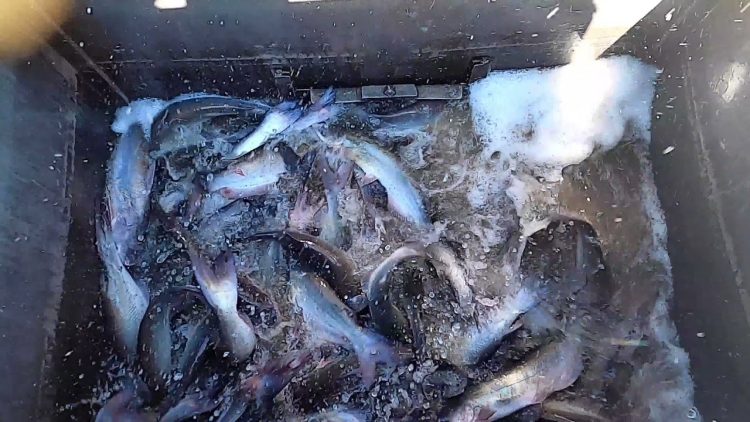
[1,0,748,420]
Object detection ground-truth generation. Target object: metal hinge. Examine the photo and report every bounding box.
[271,65,295,99]
[309,84,463,103]
[469,56,493,83]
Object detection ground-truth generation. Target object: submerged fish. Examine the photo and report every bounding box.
[159,366,229,422]
[370,101,446,137]
[150,94,269,143]
[96,387,153,422]
[241,350,313,409]
[290,270,397,385]
[316,151,354,248]
[226,101,303,159]
[160,391,221,422]
[540,397,611,422]
[443,337,583,422]
[105,124,155,265]
[289,354,360,412]
[286,87,341,133]
[426,242,474,308]
[337,136,430,228]
[96,218,149,357]
[138,286,214,394]
[189,247,257,361]
[365,243,426,343]
[247,230,363,311]
[443,235,535,366]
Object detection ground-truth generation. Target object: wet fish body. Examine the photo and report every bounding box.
[208,149,287,198]
[366,243,426,342]
[445,236,534,366]
[286,87,341,133]
[290,270,397,385]
[241,350,313,408]
[105,124,155,265]
[160,367,228,422]
[247,230,363,310]
[370,101,446,138]
[189,248,257,361]
[150,95,270,142]
[541,397,611,422]
[426,242,473,308]
[316,152,354,247]
[444,338,583,422]
[95,388,153,422]
[339,137,430,228]
[137,286,211,393]
[96,218,149,357]
[445,289,536,366]
[227,101,303,159]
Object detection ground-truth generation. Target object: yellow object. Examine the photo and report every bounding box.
[0,0,72,59]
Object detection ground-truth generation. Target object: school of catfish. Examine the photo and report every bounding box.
[95,89,612,422]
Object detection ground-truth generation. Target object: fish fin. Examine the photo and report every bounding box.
[316,152,354,198]
[352,331,398,386]
[289,190,325,231]
[476,406,498,421]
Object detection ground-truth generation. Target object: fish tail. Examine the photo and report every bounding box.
[352,330,398,386]
[316,153,352,201]
[315,86,336,109]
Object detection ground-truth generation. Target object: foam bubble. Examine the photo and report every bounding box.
[111,98,167,139]
[470,56,657,181]
[468,56,658,232]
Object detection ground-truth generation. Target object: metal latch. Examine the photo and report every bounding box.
[271,66,294,99]
[469,56,493,82]
[309,84,463,103]
[361,84,418,99]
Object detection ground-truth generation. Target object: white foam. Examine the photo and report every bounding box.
[468,56,657,233]
[111,98,167,139]
[470,56,657,180]
[638,150,673,271]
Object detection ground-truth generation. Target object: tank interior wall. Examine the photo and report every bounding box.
[619,1,750,420]
[0,49,76,421]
